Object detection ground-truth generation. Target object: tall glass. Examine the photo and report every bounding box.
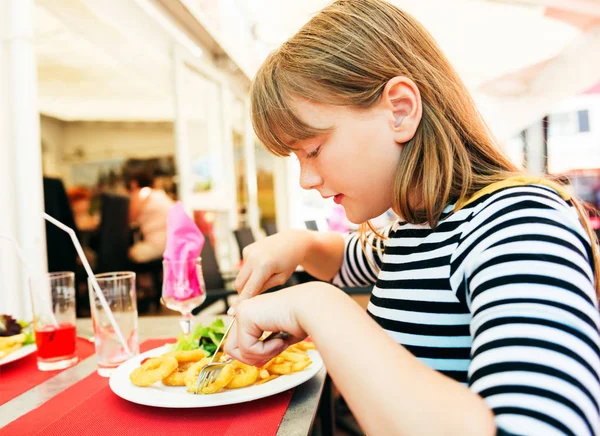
[162,257,206,334]
[30,272,78,371]
[89,271,139,377]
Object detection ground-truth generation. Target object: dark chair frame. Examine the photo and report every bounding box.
[191,234,237,315]
[305,220,319,231]
[233,227,256,258]
[263,221,278,237]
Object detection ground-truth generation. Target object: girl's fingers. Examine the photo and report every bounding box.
[229,271,290,315]
[225,320,285,365]
[239,262,275,301]
[260,273,289,293]
[234,263,252,294]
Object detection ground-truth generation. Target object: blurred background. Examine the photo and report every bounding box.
[1,0,600,319]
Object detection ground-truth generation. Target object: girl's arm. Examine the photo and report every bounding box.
[301,285,496,435]
[232,230,345,302]
[226,283,496,436]
[458,186,600,436]
[295,230,346,281]
[234,223,393,305]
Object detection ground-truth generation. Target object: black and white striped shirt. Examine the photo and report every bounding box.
[333,185,600,435]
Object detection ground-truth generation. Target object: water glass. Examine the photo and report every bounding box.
[30,272,78,371]
[88,271,139,377]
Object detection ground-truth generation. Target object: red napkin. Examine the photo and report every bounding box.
[0,337,95,406]
[3,339,295,436]
[162,202,205,301]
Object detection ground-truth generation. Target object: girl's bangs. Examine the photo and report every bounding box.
[251,64,330,157]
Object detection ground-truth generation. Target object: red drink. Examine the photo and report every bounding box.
[35,323,77,360]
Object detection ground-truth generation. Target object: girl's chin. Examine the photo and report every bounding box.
[344,208,373,225]
[344,203,394,225]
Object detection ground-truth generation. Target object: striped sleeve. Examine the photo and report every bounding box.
[456,187,600,435]
[332,223,394,287]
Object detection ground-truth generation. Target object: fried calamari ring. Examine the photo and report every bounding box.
[129,356,178,387]
[162,362,194,386]
[162,349,207,363]
[226,361,259,389]
[184,358,211,391]
[200,363,236,394]
[184,359,236,394]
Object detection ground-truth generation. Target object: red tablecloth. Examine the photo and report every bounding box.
[3,339,295,436]
[0,337,95,406]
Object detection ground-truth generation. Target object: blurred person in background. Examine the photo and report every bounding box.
[127,168,173,263]
[67,186,99,232]
[224,1,600,435]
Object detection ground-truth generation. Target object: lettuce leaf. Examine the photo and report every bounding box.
[171,318,226,356]
[23,329,35,345]
[18,319,35,345]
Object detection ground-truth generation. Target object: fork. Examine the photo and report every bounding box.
[194,321,290,394]
[194,358,235,394]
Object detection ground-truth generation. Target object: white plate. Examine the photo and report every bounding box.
[0,343,36,366]
[109,345,324,408]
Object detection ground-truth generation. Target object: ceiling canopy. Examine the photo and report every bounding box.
[36,0,600,140]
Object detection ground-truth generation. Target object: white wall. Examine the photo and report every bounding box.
[40,117,175,185]
[1,0,46,320]
[40,115,66,178]
[273,156,333,232]
[501,135,525,169]
[547,94,600,174]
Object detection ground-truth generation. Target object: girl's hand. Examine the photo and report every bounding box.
[224,286,309,366]
[234,230,312,303]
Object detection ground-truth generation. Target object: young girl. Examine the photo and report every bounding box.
[223,1,600,434]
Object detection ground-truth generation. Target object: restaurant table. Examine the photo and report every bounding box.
[0,315,330,436]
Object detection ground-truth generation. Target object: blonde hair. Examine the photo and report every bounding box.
[250,0,600,297]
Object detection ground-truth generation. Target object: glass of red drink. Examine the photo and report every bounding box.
[30,272,78,371]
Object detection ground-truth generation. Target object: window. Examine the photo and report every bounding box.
[548,109,591,136]
[578,110,590,133]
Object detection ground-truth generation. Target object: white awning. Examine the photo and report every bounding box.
[35,0,600,140]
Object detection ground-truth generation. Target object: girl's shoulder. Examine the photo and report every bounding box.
[459,184,587,242]
[466,183,574,217]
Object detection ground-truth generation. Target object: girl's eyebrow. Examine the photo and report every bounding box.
[287,131,330,149]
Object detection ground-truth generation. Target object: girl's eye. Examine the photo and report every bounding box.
[306,146,321,159]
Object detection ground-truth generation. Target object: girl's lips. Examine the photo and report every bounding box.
[333,194,344,204]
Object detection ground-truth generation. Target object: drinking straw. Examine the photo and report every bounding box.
[43,213,131,355]
[0,233,59,327]
[0,234,30,276]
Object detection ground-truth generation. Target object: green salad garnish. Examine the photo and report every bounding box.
[18,320,35,345]
[0,315,34,345]
[171,318,226,356]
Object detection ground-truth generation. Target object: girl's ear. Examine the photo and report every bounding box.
[381,76,422,145]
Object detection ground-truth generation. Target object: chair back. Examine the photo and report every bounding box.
[96,193,131,273]
[43,177,78,272]
[200,235,225,290]
[233,228,255,258]
[263,221,278,236]
[304,220,319,231]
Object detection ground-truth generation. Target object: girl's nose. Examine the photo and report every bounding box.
[299,161,323,190]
